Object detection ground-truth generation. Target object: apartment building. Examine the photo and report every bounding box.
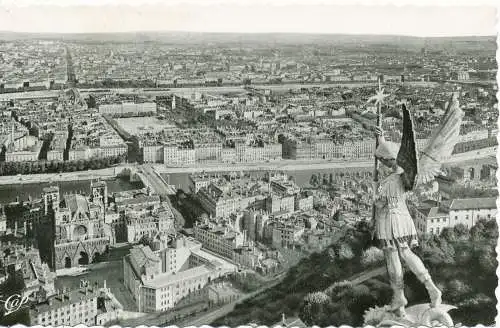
[29,281,120,327]
[123,236,231,313]
[412,197,497,235]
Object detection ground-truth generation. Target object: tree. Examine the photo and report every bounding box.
[453,224,469,240]
[89,159,98,170]
[300,292,331,325]
[476,219,498,241]
[40,162,47,173]
[68,161,77,172]
[283,293,303,312]
[76,160,85,171]
[454,244,473,266]
[339,243,355,260]
[22,162,32,174]
[446,279,472,303]
[470,220,486,241]
[420,238,455,265]
[31,162,41,174]
[62,161,71,172]
[54,161,62,172]
[440,227,456,242]
[47,160,56,172]
[474,244,497,272]
[361,247,384,267]
[95,159,104,169]
[4,162,15,175]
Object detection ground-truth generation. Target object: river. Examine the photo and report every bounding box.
[163,166,372,192]
[0,176,143,204]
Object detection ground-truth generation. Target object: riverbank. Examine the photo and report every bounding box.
[153,147,496,174]
[0,146,493,186]
[154,160,373,174]
[0,81,441,100]
[0,166,120,185]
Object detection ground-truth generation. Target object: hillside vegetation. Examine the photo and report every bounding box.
[213,219,497,327]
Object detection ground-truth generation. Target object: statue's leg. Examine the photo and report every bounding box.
[399,246,442,307]
[384,247,407,314]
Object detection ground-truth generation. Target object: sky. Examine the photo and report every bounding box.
[0,0,497,36]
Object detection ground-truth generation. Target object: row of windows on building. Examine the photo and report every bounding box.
[36,303,97,325]
[429,214,492,225]
[39,315,96,326]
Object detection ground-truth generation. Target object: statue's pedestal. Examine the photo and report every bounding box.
[364,303,457,327]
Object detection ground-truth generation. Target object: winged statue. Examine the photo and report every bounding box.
[397,92,464,190]
[370,93,464,319]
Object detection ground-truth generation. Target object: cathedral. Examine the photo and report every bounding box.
[41,181,113,270]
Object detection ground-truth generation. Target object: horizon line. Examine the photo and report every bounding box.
[0,29,496,38]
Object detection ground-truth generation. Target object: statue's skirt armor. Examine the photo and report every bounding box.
[374,173,418,249]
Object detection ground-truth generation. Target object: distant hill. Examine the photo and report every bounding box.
[0,30,495,51]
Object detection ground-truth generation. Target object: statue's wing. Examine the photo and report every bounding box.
[416,93,464,185]
[396,102,418,191]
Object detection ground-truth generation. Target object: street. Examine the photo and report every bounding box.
[174,272,287,327]
[350,266,386,285]
[140,164,176,196]
[176,265,386,326]
[140,164,186,227]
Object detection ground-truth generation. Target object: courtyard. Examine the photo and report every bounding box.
[115,116,177,135]
[55,245,138,311]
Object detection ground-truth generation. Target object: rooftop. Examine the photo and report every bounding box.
[116,194,161,207]
[449,197,497,211]
[129,245,161,269]
[420,206,449,218]
[144,265,212,288]
[30,286,100,314]
[43,186,59,193]
[64,194,89,215]
[273,316,308,328]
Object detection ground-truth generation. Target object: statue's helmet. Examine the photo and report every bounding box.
[374,139,400,160]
